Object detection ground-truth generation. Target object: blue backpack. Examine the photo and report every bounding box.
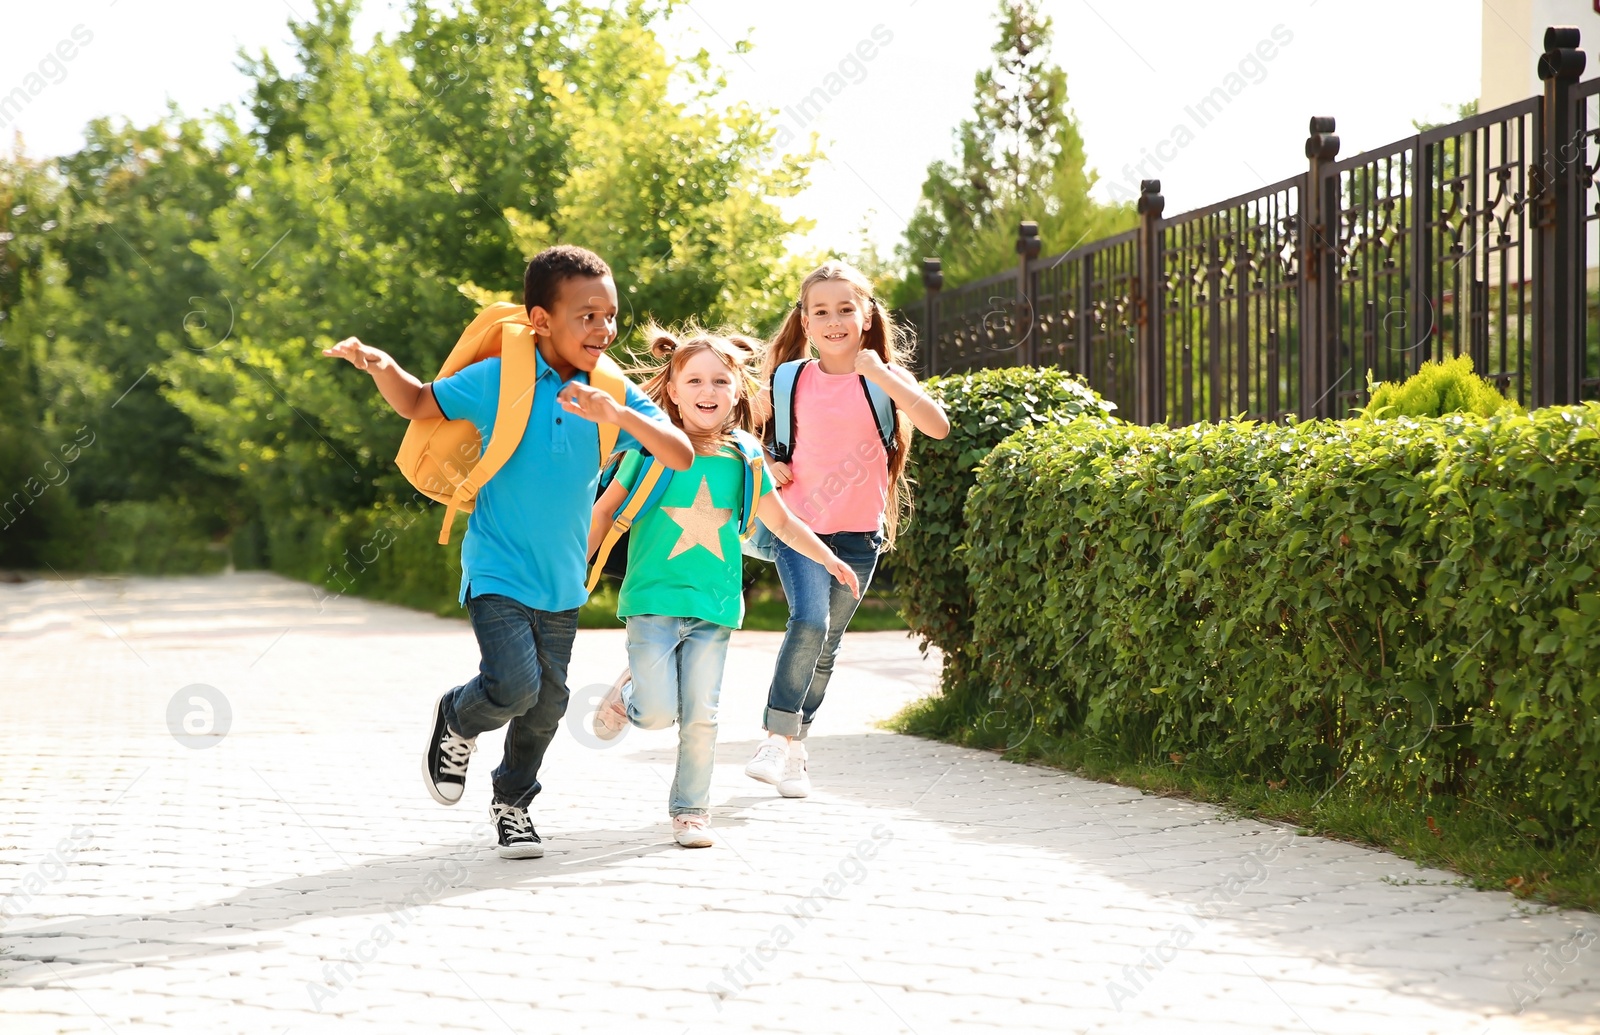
[766,358,898,464]
[586,430,767,592]
[742,358,899,562]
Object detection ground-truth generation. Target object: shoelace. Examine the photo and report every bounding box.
[782,753,806,780]
[754,743,784,765]
[438,729,476,777]
[494,803,534,838]
[674,814,708,831]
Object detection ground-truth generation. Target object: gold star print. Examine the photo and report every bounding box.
[661,476,734,560]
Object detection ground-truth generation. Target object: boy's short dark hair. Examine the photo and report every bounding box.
[523,245,612,315]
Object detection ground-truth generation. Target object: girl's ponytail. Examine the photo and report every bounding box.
[762,301,810,387]
[648,327,682,359]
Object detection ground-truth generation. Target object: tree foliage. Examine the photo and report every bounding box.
[895,0,1133,297]
[0,0,816,572]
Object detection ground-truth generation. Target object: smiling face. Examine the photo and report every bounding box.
[531,273,618,378]
[801,279,870,361]
[666,347,740,436]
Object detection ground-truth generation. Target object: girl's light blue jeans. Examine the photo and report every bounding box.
[623,614,732,816]
[763,530,882,739]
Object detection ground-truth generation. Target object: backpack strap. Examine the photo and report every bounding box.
[768,359,808,464]
[769,357,897,466]
[859,376,899,456]
[585,456,674,593]
[588,355,629,463]
[437,324,538,545]
[730,430,766,537]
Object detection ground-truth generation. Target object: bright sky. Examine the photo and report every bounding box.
[3,1,1489,263]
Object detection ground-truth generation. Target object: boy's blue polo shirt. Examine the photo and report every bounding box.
[431,353,664,613]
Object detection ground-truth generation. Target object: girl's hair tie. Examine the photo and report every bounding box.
[649,332,680,359]
[726,335,761,357]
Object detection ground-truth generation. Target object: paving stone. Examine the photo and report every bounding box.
[1,572,1597,1035]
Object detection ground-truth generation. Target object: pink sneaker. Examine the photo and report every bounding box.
[672,814,715,848]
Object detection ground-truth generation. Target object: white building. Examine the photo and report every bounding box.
[1480,0,1600,111]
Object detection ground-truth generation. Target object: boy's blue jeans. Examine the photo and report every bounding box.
[442,593,578,809]
[623,614,732,816]
[763,531,882,739]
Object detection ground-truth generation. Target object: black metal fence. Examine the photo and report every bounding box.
[908,26,1600,422]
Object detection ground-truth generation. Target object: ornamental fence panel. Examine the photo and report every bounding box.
[908,26,1597,421]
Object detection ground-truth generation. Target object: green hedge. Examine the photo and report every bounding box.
[41,500,231,575]
[964,406,1600,837]
[895,366,1115,709]
[269,496,466,616]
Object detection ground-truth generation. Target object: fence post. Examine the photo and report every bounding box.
[1302,116,1340,418]
[1410,130,1434,374]
[1536,26,1586,407]
[920,258,943,378]
[1136,180,1165,425]
[1015,221,1041,367]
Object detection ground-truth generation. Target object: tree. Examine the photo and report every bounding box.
[159,0,816,566]
[895,0,1132,295]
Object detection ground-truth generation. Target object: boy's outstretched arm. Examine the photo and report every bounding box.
[556,382,694,471]
[755,493,860,599]
[324,337,443,420]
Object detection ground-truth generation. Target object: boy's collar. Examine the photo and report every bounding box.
[532,347,585,384]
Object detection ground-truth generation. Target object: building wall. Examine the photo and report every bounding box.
[1481,0,1598,112]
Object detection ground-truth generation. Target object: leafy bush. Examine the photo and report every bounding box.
[895,366,1115,713]
[1362,354,1519,419]
[277,497,465,617]
[964,405,1600,838]
[42,500,229,575]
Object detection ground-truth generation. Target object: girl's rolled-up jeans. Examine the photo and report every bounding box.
[763,530,882,739]
[623,614,732,816]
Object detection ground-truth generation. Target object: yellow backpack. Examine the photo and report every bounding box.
[395,302,628,545]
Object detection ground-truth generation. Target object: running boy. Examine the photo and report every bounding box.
[324,246,693,858]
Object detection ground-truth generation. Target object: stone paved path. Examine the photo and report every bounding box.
[0,572,1595,1034]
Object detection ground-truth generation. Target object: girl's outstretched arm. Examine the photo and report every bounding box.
[854,351,950,439]
[756,493,859,599]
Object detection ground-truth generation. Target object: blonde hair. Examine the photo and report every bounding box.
[763,260,916,548]
[633,323,765,454]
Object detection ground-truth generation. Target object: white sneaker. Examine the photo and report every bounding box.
[777,740,811,798]
[592,668,630,741]
[744,737,786,786]
[672,814,715,848]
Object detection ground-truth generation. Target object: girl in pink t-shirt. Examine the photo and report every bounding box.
[744,260,951,797]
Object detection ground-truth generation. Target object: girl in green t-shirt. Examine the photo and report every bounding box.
[586,327,858,848]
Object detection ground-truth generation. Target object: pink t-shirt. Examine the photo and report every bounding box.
[779,363,890,534]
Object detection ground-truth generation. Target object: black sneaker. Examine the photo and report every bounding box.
[491,802,544,859]
[424,693,476,806]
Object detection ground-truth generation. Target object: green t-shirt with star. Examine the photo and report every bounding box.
[615,446,773,629]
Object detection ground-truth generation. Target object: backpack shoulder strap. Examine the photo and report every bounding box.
[859,375,898,457]
[588,355,629,464]
[769,359,809,464]
[585,455,675,593]
[730,430,766,537]
[437,324,537,545]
